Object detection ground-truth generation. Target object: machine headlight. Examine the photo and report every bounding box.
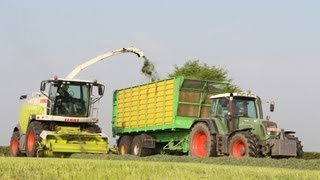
[267,127,281,135]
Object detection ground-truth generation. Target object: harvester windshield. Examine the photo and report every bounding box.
[49,83,90,117]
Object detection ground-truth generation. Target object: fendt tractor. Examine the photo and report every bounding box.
[112,76,303,158]
[9,47,147,157]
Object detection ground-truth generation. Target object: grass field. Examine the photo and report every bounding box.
[1,155,320,179]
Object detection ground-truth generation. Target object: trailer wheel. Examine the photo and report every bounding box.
[189,122,216,157]
[10,131,23,157]
[229,131,260,158]
[26,121,47,157]
[118,136,133,155]
[131,135,153,157]
[285,134,304,158]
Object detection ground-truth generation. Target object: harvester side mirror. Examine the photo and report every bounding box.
[270,102,275,112]
[19,95,27,100]
[98,85,104,96]
[40,81,46,91]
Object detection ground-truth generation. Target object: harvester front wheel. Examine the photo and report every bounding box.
[131,135,153,157]
[118,136,132,155]
[10,131,23,157]
[26,121,47,157]
[189,122,216,157]
[229,131,260,158]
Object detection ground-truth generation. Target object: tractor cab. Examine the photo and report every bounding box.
[211,92,275,138]
[40,77,105,117]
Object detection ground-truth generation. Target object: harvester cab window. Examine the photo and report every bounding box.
[51,82,90,117]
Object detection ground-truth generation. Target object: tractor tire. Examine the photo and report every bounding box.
[26,121,47,157]
[285,134,304,158]
[118,135,133,155]
[131,135,153,157]
[189,122,217,157]
[85,124,102,133]
[10,131,23,157]
[229,131,261,158]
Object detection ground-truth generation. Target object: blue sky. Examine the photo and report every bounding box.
[0,1,319,151]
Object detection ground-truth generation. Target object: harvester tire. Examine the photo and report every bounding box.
[26,121,47,157]
[229,131,261,158]
[189,122,217,157]
[118,135,132,155]
[285,134,304,158]
[131,135,153,157]
[10,131,23,157]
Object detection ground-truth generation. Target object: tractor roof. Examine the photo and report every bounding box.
[210,91,258,99]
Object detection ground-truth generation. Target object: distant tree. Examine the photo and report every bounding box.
[168,60,239,92]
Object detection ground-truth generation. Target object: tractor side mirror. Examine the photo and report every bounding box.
[40,81,46,91]
[270,102,275,112]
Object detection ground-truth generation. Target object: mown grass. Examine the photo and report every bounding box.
[0,157,319,180]
[72,154,320,171]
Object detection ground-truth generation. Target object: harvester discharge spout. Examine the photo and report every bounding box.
[66,46,146,80]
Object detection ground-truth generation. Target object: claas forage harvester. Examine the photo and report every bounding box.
[9,47,147,157]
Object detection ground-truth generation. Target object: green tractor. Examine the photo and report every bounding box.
[189,91,303,158]
[10,77,108,157]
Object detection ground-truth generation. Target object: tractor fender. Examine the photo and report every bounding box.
[191,119,218,135]
[284,131,296,135]
[228,128,253,139]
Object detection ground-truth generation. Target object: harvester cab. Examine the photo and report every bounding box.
[39,77,104,118]
[210,91,303,158]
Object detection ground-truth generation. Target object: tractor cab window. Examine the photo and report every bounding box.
[50,82,90,117]
[212,98,229,125]
[233,97,258,118]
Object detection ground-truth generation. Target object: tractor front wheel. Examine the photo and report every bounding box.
[10,131,23,157]
[229,131,260,158]
[189,122,216,157]
[285,134,303,158]
[118,135,133,155]
[26,121,47,157]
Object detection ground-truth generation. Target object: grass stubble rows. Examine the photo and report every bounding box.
[0,154,320,179]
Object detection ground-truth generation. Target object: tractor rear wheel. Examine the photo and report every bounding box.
[131,135,153,157]
[229,131,261,158]
[10,131,23,157]
[285,134,303,158]
[118,135,133,155]
[189,122,217,157]
[26,121,47,157]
